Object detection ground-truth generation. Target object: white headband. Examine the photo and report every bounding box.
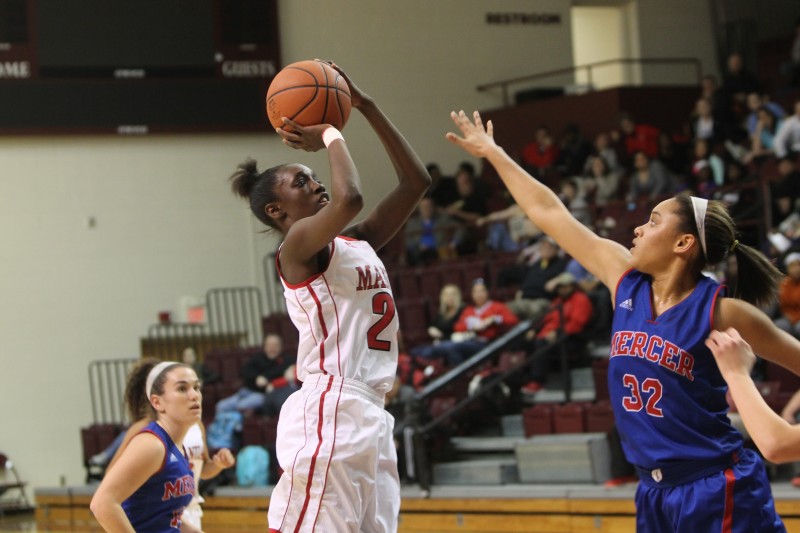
[145,361,178,398]
[690,196,708,259]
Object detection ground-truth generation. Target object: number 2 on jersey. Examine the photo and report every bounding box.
[367,292,396,351]
[621,373,664,417]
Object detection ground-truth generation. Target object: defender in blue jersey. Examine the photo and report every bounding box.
[448,110,800,532]
[91,360,203,532]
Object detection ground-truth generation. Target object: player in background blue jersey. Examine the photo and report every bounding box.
[447,110,800,532]
[91,359,204,533]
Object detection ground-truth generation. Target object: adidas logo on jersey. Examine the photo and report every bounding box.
[620,299,633,311]
[169,453,178,463]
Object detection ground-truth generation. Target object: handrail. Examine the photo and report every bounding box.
[477,57,703,107]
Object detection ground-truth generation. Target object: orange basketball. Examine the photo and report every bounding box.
[266,60,352,131]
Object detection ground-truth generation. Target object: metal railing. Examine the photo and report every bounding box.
[88,358,138,425]
[477,57,703,107]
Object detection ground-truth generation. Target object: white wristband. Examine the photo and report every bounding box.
[322,127,344,148]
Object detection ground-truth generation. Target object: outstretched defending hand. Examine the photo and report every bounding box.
[275,118,330,152]
[705,327,756,380]
[445,110,497,158]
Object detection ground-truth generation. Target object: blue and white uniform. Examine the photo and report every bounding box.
[122,421,195,532]
[609,269,784,532]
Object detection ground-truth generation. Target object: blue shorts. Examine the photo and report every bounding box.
[634,448,785,532]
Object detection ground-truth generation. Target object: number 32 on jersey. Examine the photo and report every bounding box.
[621,373,664,417]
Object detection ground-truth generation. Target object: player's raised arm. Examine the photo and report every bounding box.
[446,110,630,294]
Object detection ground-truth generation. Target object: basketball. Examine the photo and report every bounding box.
[266,60,352,131]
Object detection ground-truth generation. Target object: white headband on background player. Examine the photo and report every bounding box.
[145,361,179,398]
[690,196,708,259]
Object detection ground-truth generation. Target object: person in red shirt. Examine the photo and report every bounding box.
[418,278,519,366]
[520,272,594,394]
[619,113,660,159]
[521,125,560,173]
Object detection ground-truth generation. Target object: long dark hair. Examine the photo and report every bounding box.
[673,195,783,307]
[124,359,188,422]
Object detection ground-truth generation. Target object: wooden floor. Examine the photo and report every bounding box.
[18,482,800,532]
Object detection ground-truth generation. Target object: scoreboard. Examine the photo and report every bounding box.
[0,0,280,134]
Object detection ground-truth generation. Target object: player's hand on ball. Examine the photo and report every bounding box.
[446,110,497,158]
[276,118,328,152]
[212,448,236,469]
[320,60,368,109]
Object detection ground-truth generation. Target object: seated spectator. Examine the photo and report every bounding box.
[776,252,800,340]
[656,131,691,180]
[692,97,728,144]
[583,155,622,206]
[771,157,800,228]
[720,52,761,125]
[618,113,660,159]
[626,150,675,203]
[558,178,592,227]
[419,283,466,347]
[556,123,592,177]
[693,160,719,199]
[477,201,543,252]
[413,278,519,367]
[692,138,725,187]
[215,334,296,416]
[565,257,612,340]
[520,272,594,394]
[443,168,489,255]
[521,125,560,174]
[743,105,784,163]
[182,346,220,386]
[583,132,623,176]
[427,162,459,208]
[506,237,569,322]
[744,93,786,137]
[774,99,800,159]
[404,196,462,265]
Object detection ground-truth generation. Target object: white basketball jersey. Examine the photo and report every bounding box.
[183,423,205,507]
[278,236,399,394]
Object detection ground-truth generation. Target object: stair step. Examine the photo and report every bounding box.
[450,436,527,453]
[501,414,524,437]
[515,433,611,484]
[433,457,519,485]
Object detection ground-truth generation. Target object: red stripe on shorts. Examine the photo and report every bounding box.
[307,285,329,374]
[722,467,736,533]
[293,375,334,533]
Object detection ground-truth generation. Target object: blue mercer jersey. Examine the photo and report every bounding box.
[122,422,194,532]
[609,270,742,469]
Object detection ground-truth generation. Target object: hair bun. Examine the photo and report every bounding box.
[230,158,261,199]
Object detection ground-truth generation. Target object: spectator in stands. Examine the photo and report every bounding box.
[693,160,718,199]
[583,155,622,206]
[477,200,543,252]
[776,252,800,339]
[427,162,459,208]
[558,178,592,227]
[215,334,296,415]
[720,52,761,124]
[700,74,730,126]
[771,156,800,228]
[404,195,462,265]
[773,99,800,159]
[422,284,466,347]
[618,113,660,159]
[565,257,613,340]
[521,125,560,174]
[519,272,594,395]
[506,237,569,322]
[583,132,623,176]
[90,360,209,533]
[625,150,674,204]
[443,167,489,255]
[556,122,592,177]
[692,138,725,188]
[743,105,784,163]
[414,278,518,366]
[744,93,786,137]
[691,97,728,144]
[182,346,220,386]
[656,132,690,180]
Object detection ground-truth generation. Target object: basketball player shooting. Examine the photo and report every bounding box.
[229,61,430,532]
